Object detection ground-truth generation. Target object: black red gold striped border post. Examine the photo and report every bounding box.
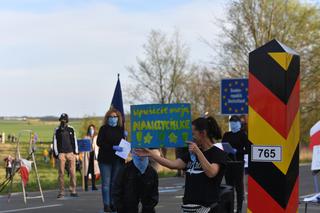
[248,40,300,213]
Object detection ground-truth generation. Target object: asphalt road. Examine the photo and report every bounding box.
[0,164,319,213]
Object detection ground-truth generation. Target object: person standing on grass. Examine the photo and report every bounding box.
[4,155,13,179]
[53,113,79,198]
[97,108,125,213]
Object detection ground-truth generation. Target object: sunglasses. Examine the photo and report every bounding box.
[109,116,118,118]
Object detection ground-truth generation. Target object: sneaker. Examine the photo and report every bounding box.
[70,193,79,197]
[57,194,64,199]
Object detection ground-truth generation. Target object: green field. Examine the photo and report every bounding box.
[0,142,84,195]
[0,119,177,195]
[0,119,82,143]
[0,119,83,195]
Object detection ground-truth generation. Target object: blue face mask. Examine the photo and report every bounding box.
[230,121,241,133]
[132,155,149,174]
[108,117,118,127]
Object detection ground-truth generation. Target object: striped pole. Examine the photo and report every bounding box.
[248,40,300,213]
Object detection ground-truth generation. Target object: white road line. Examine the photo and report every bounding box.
[0,204,63,213]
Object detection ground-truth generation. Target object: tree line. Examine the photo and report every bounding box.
[125,0,320,146]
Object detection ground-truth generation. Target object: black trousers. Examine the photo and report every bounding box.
[85,151,96,190]
[225,161,244,213]
[6,168,12,179]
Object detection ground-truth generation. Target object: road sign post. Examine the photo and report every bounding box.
[220,78,248,115]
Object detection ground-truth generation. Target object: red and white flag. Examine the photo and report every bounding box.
[310,121,320,150]
[20,159,32,186]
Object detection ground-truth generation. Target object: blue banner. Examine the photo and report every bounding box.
[111,74,125,122]
[78,139,91,152]
[130,103,192,148]
[221,78,248,115]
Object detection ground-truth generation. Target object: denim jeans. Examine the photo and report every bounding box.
[99,159,123,208]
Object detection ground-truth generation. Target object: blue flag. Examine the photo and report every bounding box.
[111,74,125,121]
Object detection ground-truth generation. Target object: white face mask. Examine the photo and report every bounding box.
[89,128,95,136]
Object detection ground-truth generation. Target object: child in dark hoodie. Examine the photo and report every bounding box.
[112,150,158,213]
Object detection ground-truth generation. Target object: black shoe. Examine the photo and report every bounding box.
[85,187,88,192]
[92,186,98,191]
[57,194,64,199]
[110,205,116,212]
[70,193,79,197]
[104,206,112,212]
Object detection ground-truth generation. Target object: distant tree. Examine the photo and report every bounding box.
[212,0,320,144]
[127,29,192,105]
[176,66,221,118]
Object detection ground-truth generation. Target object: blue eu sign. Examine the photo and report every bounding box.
[78,139,91,152]
[221,78,248,115]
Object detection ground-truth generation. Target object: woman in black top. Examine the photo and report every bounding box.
[97,108,125,213]
[137,116,227,212]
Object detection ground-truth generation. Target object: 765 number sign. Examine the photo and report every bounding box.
[251,145,282,162]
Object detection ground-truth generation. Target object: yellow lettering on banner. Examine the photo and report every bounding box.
[133,107,170,118]
[154,121,160,130]
[169,107,190,117]
[140,121,147,130]
[133,122,140,131]
[185,120,190,128]
[179,121,185,129]
[133,120,190,131]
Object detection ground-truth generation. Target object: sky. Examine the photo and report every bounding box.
[0,0,227,117]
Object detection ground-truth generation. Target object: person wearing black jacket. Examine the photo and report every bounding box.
[53,113,79,198]
[112,153,159,213]
[222,115,250,213]
[97,108,125,213]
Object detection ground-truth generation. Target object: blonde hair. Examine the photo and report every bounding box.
[103,108,123,127]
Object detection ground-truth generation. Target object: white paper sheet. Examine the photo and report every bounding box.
[303,192,320,202]
[311,145,320,171]
[115,139,131,160]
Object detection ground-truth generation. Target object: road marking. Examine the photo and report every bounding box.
[0,204,63,213]
[159,186,183,193]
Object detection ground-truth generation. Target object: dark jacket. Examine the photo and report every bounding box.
[222,130,250,161]
[112,161,159,213]
[97,124,125,164]
[53,125,78,157]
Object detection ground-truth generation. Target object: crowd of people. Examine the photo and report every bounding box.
[2,109,249,213]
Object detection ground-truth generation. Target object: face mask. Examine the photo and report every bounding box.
[89,128,95,136]
[108,117,118,127]
[230,121,241,133]
[60,121,67,128]
[132,155,149,174]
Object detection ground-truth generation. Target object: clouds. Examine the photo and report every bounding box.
[0,0,226,117]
